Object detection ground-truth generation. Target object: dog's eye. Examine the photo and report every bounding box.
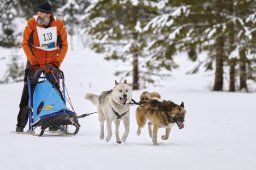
[126,89,128,92]
[119,90,122,92]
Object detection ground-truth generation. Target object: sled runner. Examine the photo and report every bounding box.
[27,67,80,136]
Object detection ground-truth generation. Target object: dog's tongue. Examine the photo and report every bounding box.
[119,97,127,105]
[176,122,184,129]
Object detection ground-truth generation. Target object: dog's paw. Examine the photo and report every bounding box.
[121,135,128,142]
[116,136,122,144]
[153,142,158,145]
[100,133,104,140]
[105,136,111,142]
[161,135,168,140]
[152,139,158,145]
[137,128,141,136]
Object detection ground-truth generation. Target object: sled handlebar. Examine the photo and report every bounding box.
[33,67,64,80]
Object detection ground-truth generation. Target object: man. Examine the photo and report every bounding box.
[16,2,68,132]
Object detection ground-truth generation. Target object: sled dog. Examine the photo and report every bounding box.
[139,91,161,101]
[136,91,186,145]
[85,80,132,144]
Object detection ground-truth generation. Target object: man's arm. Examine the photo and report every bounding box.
[22,19,38,66]
[56,20,68,67]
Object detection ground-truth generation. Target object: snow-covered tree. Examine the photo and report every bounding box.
[0,0,18,47]
[0,48,24,84]
[144,0,256,92]
[82,0,175,89]
[57,0,80,50]
[200,0,256,92]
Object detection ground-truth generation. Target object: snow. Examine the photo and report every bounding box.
[143,14,174,32]
[244,26,253,40]
[169,27,181,40]
[246,12,256,23]
[229,46,256,60]
[171,6,190,17]
[130,0,139,6]
[143,6,190,34]
[135,21,142,33]
[229,46,240,59]
[246,49,256,60]
[205,27,217,39]
[0,35,256,170]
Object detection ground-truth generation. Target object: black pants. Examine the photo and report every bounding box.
[16,62,60,128]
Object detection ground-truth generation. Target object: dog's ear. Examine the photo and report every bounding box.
[124,79,128,84]
[180,102,184,108]
[115,80,119,86]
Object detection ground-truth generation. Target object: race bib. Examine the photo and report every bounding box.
[36,26,57,51]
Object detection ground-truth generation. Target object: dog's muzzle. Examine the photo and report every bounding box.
[119,97,127,105]
[176,121,184,129]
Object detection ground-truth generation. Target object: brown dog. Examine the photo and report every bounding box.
[136,91,186,145]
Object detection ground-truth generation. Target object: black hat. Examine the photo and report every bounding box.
[37,2,52,14]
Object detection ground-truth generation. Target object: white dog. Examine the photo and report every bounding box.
[85,80,132,144]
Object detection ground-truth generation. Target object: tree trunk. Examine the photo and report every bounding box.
[213,36,224,91]
[132,32,139,90]
[229,59,236,92]
[239,49,248,92]
[132,54,139,90]
[228,4,236,92]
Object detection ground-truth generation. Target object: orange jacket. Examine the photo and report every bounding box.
[22,16,68,68]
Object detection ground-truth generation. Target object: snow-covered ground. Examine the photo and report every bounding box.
[0,36,256,170]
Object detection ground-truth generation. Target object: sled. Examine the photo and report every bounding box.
[27,67,80,136]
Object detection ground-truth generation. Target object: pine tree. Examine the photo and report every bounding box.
[222,0,256,92]
[0,48,24,84]
[83,0,175,89]
[57,0,80,50]
[145,0,256,92]
[0,0,18,47]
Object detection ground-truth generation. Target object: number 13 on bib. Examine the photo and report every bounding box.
[36,26,57,51]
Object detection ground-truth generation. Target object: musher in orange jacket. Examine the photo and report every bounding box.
[16,2,68,132]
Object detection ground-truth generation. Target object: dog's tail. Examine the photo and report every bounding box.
[85,93,99,105]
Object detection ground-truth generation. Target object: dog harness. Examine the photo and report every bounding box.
[112,108,128,119]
